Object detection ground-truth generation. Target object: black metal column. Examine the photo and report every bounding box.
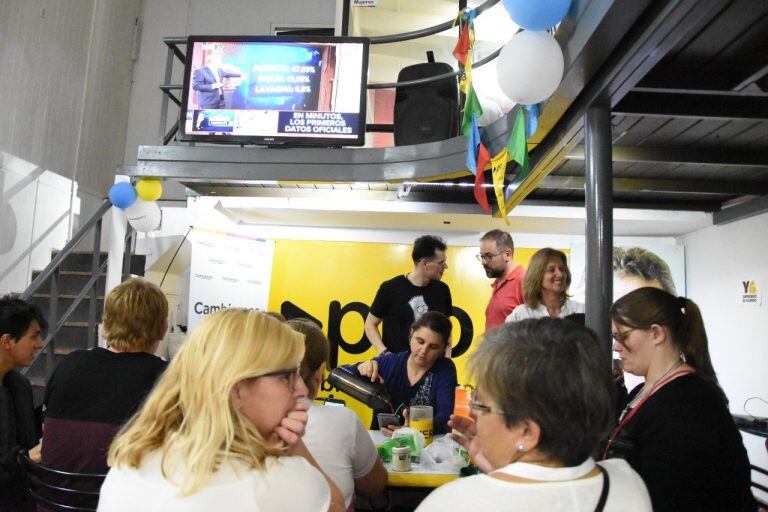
[584,101,613,350]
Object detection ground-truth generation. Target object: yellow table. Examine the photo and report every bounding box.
[369,431,461,489]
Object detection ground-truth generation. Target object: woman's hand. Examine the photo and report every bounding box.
[448,414,494,473]
[274,399,310,448]
[357,359,383,383]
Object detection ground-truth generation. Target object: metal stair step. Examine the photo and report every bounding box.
[31,270,107,296]
[29,296,104,324]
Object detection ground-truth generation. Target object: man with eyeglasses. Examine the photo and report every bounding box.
[479,230,525,331]
[365,235,453,355]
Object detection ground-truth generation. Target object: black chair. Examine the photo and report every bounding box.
[20,454,106,512]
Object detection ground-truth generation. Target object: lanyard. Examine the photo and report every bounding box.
[602,369,693,459]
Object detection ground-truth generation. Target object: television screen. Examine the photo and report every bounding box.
[180,35,369,146]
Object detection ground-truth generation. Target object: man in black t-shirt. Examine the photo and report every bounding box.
[364,235,453,354]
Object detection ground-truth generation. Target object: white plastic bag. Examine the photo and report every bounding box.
[419,435,468,471]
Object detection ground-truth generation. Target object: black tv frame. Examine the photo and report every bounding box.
[179,35,370,147]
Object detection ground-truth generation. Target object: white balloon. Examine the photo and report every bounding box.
[124,198,161,232]
[496,30,564,105]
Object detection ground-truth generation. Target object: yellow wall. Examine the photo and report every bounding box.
[268,239,548,425]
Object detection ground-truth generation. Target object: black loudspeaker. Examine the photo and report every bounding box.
[394,62,459,146]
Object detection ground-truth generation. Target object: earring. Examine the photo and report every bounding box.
[517,444,525,452]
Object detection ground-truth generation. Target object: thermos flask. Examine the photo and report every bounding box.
[327,367,394,411]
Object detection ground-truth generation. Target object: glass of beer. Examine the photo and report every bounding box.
[409,405,434,446]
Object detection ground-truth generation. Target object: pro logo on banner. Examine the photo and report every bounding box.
[267,240,541,425]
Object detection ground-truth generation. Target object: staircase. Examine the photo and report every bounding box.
[17,200,123,404]
[24,250,146,406]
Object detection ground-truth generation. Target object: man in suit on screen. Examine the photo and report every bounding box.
[192,51,242,109]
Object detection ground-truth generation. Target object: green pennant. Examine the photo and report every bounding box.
[506,108,530,182]
[461,86,483,137]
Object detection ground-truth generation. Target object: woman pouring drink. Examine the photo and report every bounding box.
[345,311,457,436]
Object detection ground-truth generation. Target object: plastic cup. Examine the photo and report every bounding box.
[409,405,434,446]
[453,386,472,419]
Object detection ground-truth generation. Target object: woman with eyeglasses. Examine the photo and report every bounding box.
[417,318,651,511]
[347,311,457,436]
[98,309,345,512]
[506,248,584,322]
[605,287,755,512]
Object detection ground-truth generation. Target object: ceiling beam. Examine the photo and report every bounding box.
[614,89,768,121]
[503,0,732,212]
[538,175,768,196]
[713,195,768,225]
[566,145,768,167]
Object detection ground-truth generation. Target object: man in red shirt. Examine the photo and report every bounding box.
[479,230,525,331]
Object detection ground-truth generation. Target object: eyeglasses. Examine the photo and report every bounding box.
[469,399,505,416]
[259,366,301,387]
[428,259,448,268]
[476,252,503,262]
[612,327,639,345]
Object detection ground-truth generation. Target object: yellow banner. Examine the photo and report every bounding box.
[268,240,547,425]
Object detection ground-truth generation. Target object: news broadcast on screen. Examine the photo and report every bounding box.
[180,36,369,146]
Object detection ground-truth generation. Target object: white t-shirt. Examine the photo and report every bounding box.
[98,450,330,512]
[302,403,379,508]
[506,299,585,322]
[416,459,651,512]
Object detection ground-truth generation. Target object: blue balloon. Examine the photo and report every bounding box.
[503,0,572,31]
[109,182,137,209]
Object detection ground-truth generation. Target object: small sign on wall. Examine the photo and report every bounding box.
[352,0,378,6]
[739,279,762,306]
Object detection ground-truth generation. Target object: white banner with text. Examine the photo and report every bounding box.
[187,228,274,329]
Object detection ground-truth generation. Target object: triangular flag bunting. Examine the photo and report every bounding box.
[462,86,483,137]
[459,51,473,95]
[474,142,491,214]
[491,148,510,225]
[506,108,530,183]
[524,103,541,139]
[452,23,470,65]
[466,113,479,175]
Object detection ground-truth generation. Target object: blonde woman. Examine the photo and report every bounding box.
[97,309,345,512]
[506,248,583,322]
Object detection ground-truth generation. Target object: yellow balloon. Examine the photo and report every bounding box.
[135,179,163,202]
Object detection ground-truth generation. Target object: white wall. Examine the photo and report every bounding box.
[679,211,768,500]
[0,0,142,292]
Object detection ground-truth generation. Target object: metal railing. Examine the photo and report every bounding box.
[156,0,504,143]
[20,199,135,380]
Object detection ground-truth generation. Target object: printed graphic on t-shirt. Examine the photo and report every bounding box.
[408,295,428,320]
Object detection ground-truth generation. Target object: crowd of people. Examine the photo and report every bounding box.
[0,231,758,511]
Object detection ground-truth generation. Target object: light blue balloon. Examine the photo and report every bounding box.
[503,0,572,31]
[109,182,137,209]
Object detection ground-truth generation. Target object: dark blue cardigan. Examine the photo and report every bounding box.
[344,351,457,434]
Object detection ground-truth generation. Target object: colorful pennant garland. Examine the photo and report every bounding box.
[455,8,540,218]
[455,8,492,213]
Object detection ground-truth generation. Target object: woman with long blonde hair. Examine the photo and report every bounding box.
[97,309,344,511]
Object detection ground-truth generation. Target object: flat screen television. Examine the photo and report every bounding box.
[179,35,369,146]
